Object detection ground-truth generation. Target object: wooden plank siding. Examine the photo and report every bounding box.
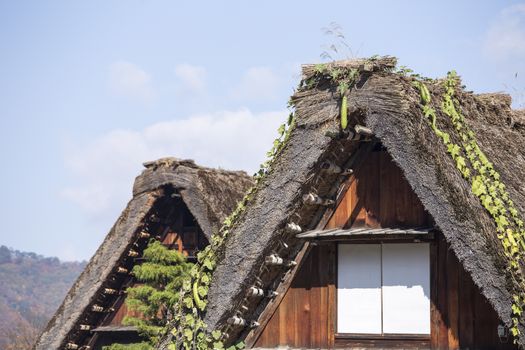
[101,201,207,328]
[254,149,517,349]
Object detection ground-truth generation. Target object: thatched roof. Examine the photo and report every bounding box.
[135,158,254,240]
[190,58,525,346]
[33,158,252,350]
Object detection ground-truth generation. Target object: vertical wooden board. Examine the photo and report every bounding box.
[379,151,397,227]
[393,162,409,226]
[285,288,297,346]
[278,285,289,346]
[162,232,178,245]
[430,242,440,348]
[401,165,425,226]
[365,150,381,228]
[309,246,323,348]
[348,155,369,228]
[346,174,358,227]
[379,150,430,228]
[432,234,518,350]
[292,249,309,347]
[286,264,303,346]
[471,285,518,350]
[409,184,430,227]
[437,235,449,348]
[107,298,127,325]
[253,244,334,348]
[254,304,280,348]
[325,177,353,229]
[266,310,281,347]
[473,285,495,349]
[327,244,336,348]
[446,249,460,349]
[458,265,474,349]
[333,191,350,229]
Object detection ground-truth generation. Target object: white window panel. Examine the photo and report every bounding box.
[382,243,430,334]
[337,244,382,334]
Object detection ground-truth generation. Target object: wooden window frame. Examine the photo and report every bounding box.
[334,237,435,347]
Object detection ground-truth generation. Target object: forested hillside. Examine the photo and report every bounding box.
[0,245,85,349]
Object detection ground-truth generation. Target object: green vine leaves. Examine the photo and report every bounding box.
[414,72,525,339]
[168,113,296,350]
[305,63,359,130]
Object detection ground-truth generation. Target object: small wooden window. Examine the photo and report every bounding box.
[337,243,430,336]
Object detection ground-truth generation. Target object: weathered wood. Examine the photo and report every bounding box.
[335,334,430,349]
[437,236,449,348]
[326,243,336,348]
[245,243,311,348]
[246,148,376,348]
[296,227,434,240]
[364,149,380,228]
[379,151,397,227]
[446,248,460,349]
[247,149,519,349]
[430,242,440,348]
[458,265,474,349]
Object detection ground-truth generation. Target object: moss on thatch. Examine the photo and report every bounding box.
[165,57,525,347]
[33,159,252,350]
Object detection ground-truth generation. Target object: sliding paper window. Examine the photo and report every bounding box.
[337,243,430,335]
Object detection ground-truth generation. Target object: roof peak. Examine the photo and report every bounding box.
[142,157,196,169]
[301,55,398,79]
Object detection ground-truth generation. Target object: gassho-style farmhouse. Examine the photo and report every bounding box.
[34,57,525,350]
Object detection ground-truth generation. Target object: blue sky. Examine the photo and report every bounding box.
[0,1,524,261]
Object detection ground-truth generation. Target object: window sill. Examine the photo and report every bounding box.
[336,333,430,339]
[334,334,430,349]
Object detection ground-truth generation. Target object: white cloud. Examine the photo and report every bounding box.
[108,61,157,104]
[231,66,282,101]
[61,109,286,220]
[484,4,525,60]
[174,64,207,94]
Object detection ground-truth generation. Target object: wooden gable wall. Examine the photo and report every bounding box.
[253,148,516,349]
[92,199,208,349]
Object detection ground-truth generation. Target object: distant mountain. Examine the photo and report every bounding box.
[0,245,85,350]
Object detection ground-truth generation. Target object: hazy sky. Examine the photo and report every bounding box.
[0,1,524,261]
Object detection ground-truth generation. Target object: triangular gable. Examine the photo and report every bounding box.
[34,159,252,350]
[250,148,515,349]
[198,58,525,348]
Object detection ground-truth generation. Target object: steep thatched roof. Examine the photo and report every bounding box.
[33,158,252,350]
[192,57,525,346]
[135,158,254,240]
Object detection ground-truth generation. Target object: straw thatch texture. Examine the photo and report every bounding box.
[34,159,252,350]
[198,58,525,346]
